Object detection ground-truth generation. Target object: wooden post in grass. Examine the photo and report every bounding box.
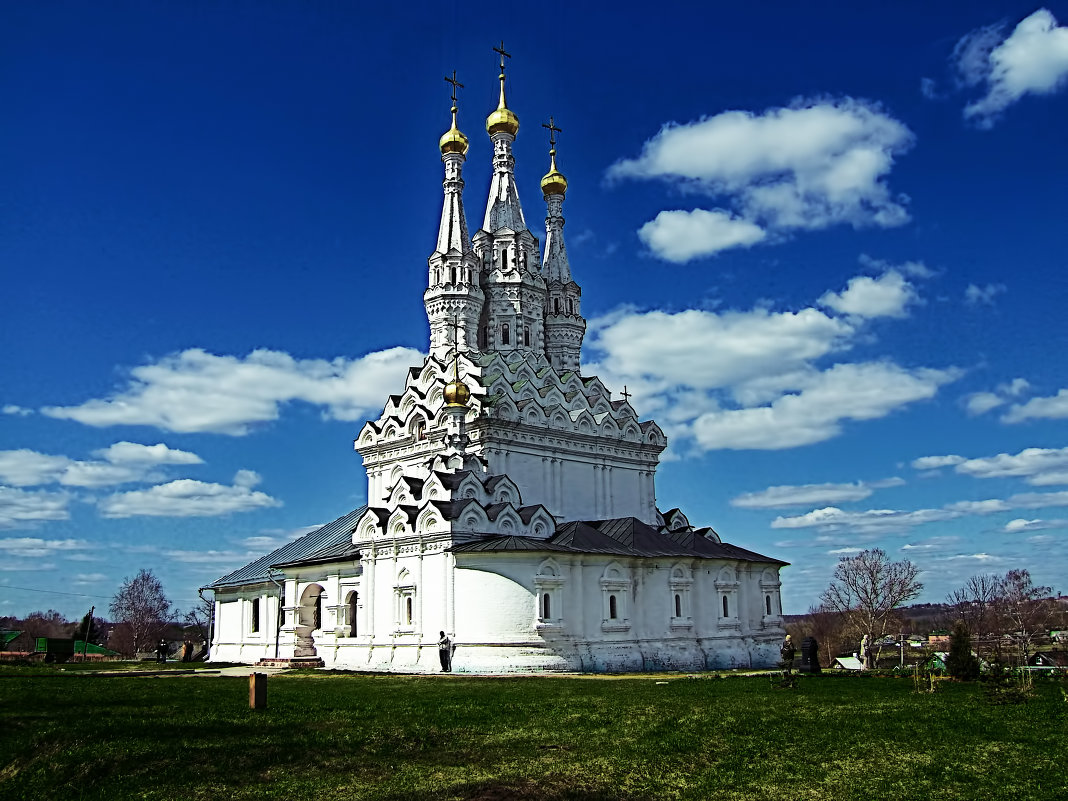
[249,672,267,709]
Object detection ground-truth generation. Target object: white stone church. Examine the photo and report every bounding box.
[206,56,787,672]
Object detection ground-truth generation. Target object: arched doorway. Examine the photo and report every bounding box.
[295,584,324,657]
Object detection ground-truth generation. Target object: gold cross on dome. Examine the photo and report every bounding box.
[444,70,464,104]
[493,40,511,73]
[542,116,561,148]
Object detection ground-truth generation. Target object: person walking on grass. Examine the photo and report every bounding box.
[780,634,796,674]
[438,631,452,672]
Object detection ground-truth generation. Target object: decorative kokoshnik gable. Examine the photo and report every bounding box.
[205,46,788,673]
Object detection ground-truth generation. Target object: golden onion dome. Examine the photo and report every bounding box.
[439,105,469,156]
[486,75,519,136]
[443,378,472,408]
[541,149,568,197]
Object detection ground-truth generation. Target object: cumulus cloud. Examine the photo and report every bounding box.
[1003,517,1068,533]
[944,499,1011,514]
[964,283,1006,305]
[0,535,88,556]
[0,488,72,529]
[1003,388,1068,423]
[958,9,1068,127]
[608,98,914,261]
[0,443,203,489]
[819,270,918,318]
[954,446,1068,485]
[912,454,966,470]
[690,361,958,450]
[636,209,766,261]
[583,267,957,453]
[42,346,421,435]
[98,476,281,519]
[771,505,959,535]
[731,478,902,509]
[2,405,32,417]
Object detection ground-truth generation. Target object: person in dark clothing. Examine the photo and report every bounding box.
[438,631,452,672]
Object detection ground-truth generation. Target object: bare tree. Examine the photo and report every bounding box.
[946,573,1001,659]
[996,569,1055,665]
[819,548,923,668]
[109,569,172,657]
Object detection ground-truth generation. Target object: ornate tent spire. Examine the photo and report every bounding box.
[425,72,483,358]
[481,41,526,233]
[541,117,585,372]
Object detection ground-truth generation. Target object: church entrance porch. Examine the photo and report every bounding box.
[295,584,324,658]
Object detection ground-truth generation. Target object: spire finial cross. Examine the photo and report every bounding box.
[621,385,632,402]
[542,116,561,149]
[444,70,464,105]
[493,40,511,74]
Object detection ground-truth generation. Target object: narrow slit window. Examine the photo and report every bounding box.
[722,595,729,618]
[502,324,510,345]
[674,594,682,618]
[609,595,618,620]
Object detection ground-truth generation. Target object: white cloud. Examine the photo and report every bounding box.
[636,209,766,261]
[2,405,32,417]
[586,306,851,394]
[1010,489,1068,509]
[944,499,1011,514]
[74,573,109,583]
[954,446,1068,485]
[731,480,889,509]
[1003,388,1068,423]
[771,505,959,534]
[1003,518,1054,533]
[960,9,1068,127]
[42,346,422,435]
[162,549,255,565]
[583,270,958,453]
[964,392,1005,415]
[691,362,958,450]
[0,535,89,557]
[964,283,1006,305]
[0,488,72,529]
[98,478,281,518]
[0,443,204,489]
[920,77,939,99]
[912,454,966,470]
[91,442,203,466]
[819,270,918,318]
[608,98,914,262]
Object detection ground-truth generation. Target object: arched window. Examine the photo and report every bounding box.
[554,298,560,314]
[722,595,729,618]
[674,594,682,619]
[524,326,530,346]
[502,249,508,271]
[609,595,618,620]
[568,299,574,314]
[349,592,358,637]
[502,324,510,345]
[450,266,456,284]
[766,595,772,616]
[541,593,551,620]
[313,595,322,630]
[405,597,413,625]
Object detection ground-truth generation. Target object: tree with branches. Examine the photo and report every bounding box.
[946,573,1001,659]
[109,569,172,657]
[819,548,922,668]
[996,569,1055,665]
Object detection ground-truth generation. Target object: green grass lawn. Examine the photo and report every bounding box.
[1,669,1064,800]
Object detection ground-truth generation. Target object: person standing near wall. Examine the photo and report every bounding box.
[438,631,452,672]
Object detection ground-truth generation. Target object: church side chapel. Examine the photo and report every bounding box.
[206,47,788,672]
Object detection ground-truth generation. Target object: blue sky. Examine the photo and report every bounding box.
[2,2,1067,618]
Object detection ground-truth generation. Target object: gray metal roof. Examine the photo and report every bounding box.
[453,517,786,564]
[204,506,366,590]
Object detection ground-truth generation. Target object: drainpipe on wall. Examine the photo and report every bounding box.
[266,569,285,659]
[197,587,215,660]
